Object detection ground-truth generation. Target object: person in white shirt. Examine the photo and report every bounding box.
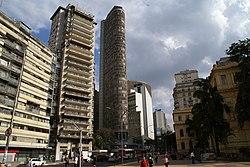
[190,151,195,164]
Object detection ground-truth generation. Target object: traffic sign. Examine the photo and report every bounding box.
[5,127,12,137]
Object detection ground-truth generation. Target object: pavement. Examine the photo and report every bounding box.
[43,159,250,167]
[114,160,250,167]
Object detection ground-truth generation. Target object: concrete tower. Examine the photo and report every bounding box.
[99,6,127,140]
[49,4,96,160]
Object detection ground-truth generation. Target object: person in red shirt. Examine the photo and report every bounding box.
[140,157,149,167]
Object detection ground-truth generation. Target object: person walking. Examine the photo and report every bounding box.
[65,156,69,167]
[140,156,148,167]
[163,155,169,167]
[74,156,78,167]
[154,155,158,164]
[148,157,154,167]
[190,151,195,164]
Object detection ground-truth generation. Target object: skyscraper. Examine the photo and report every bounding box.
[99,6,127,140]
[0,11,54,160]
[153,109,168,136]
[49,4,96,160]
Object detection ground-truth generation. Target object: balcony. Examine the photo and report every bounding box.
[66,45,93,61]
[62,110,90,118]
[65,78,91,88]
[72,18,93,32]
[67,67,91,77]
[70,34,93,48]
[64,104,90,113]
[4,40,24,54]
[66,53,93,67]
[64,98,90,106]
[2,49,24,64]
[65,85,91,93]
[64,90,91,99]
[0,98,15,107]
[67,60,92,71]
[71,27,93,39]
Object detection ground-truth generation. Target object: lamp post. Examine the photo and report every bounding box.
[120,111,126,164]
[73,122,82,167]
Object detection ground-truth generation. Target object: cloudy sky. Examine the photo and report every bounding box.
[2,0,250,128]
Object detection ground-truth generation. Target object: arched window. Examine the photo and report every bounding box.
[181,142,185,150]
[180,129,184,137]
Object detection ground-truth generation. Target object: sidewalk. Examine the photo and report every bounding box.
[114,160,250,167]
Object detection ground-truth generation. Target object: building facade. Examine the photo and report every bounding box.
[153,109,168,136]
[99,6,128,141]
[48,4,96,160]
[127,80,154,149]
[172,70,200,154]
[209,57,250,154]
[0,11,55,160]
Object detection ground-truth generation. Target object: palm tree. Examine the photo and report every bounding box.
[226,38,250,129]
[186,78,232,156]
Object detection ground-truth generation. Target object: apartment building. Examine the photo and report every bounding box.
[172,70,200,154]
[99,6,128,140]
[48,4,96,160]
[0,11,55,160]
[209,57,250,154]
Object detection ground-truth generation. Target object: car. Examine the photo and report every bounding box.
[108,156,119,162]
[31,158,45,167]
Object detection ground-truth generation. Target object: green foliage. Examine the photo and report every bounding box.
[226,38,250,128]
[186,78,233,154]
[93,128,116,151]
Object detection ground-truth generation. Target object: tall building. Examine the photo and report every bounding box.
[99,6,127,140]
[48,4,96,160]
[127,80,154,149]
[0,11,54,160]
[209,57,250,154]
[172,70,200,154]
[153,109,168,136]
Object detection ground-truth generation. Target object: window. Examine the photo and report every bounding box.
[220,75,227,85]
[178,116,182,121]
[181,142,185,150]
[180,129,184,137]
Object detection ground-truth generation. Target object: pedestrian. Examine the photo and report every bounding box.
[65,156,69,167]
[140,156,148,167]
[137,155,140,163]
[26,157,32,167]
[154,155,158,164]
[190,151,195,164]
[148,157,154,167]
[74,156,78,167]
[163,155,169,167]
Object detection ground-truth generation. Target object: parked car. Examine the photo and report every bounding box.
[108,156,119,162]
[31,158,45,167]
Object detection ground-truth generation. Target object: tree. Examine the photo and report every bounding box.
[93,128,116,151]
[186,78,232,155]
[226,38,250,129]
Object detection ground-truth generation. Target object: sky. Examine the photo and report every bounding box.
[2,0,250,129]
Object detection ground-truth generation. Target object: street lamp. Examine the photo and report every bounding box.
[73,122,82,167]
[120,111,126,164]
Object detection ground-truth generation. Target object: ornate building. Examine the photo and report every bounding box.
[209,57,250,154]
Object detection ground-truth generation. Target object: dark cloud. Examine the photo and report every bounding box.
[2,0,250,128]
